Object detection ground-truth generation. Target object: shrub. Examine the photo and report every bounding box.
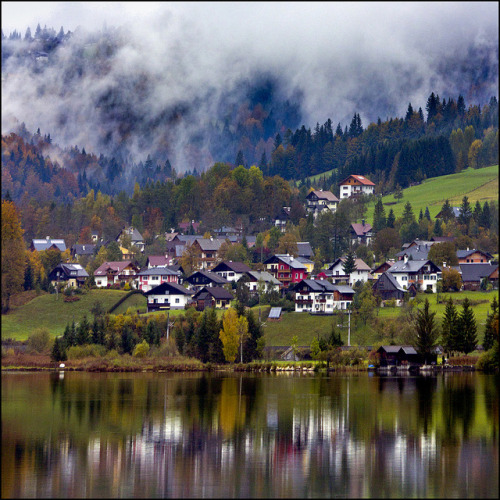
[152,337,179,358]
[27,328,52,353]
[123,282,131,291]
[63,295,81,302]
[475,344,499,373]
[133,340,150,358]
[67,344,106,360]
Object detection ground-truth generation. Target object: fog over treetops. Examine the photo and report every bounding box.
[1,2,498,174]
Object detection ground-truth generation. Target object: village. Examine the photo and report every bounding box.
[26,173,498,369]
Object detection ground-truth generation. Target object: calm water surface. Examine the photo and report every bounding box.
[2,371,498,498]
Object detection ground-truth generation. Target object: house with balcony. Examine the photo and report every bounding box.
[263,254,308,289]
[184,270,229,292]
[305,190,339,218]
[191,238,224,270]
[372,271,406,304]
[192,286,234,311]
[144,282,192,311]
[93,260,140,288]
[339,175,375,199]
[136,267,181,293]
[386,257,441,293]
[293,279,355,313]
[326,257,372,285]
[48,263,89,289]
[350,221,373,246]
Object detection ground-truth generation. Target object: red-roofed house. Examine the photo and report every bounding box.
[339,175,375,199]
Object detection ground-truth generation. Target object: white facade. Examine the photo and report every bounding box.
[147,292,190,309]
[294,291,352,313]
[391,272,439,293]
[340,184,374,199]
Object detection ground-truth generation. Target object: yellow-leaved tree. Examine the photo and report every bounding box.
[1,200,26,312]
[219,307,239,363]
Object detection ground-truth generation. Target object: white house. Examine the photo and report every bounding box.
[237,271,281,294]
[144,282,192,311]
[339,175,375,199]
[293,279,355,313]
[305,189,339,218]
[387,257,442,293]
[326,257,372,285]
[211,261,252,282]
[136,267,181,292]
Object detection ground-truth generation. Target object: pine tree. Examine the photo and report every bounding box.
[51,336,67,362]
[472,200,482,223]
[441,297,459,355]
[372,197,386,232]
[76,315,90,345]
[424,207,431,221]
[458,298,478,354]
[386,209,396,228]
[483,296,498,351]
[342,251,357,278]
[401,201,415,225]
[432,219,443,237]
[479,201,491,228]
[458,196,472,228]
[235,150,245,167]
[121,325,135,354]
[418,209,423,222]
[439,199,454,222]
[414,298,439,364]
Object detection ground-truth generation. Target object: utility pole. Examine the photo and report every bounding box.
[348,307,351,347]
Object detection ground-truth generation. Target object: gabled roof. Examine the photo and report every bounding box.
[212,261,252,273]
[241,271,281,285]
[297,242,314,258]
[71,244,97,255]
[328,257,372,271]
[31,238,66,252]
[137,267,180,277]
[51,263,89,278]
[377,345,402,354]
[351,222,372,236]
[306,189,339,202]
[144,282,192,296]
[294,279,354,294]
[146,255,171,267]
[185,270,229,285]
[339,174,375,186]
[117,227,143,242]
[192,286,234,300]
[264,254,307,270]
[94,260,137,276]
[375,271,406,292]
[371,262,393,274]
[396,245,431,261]
[457,249,492,259]
[194,238,223,251]
[459,263,498,282]
[388,259,440,274]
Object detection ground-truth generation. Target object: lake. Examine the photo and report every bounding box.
[2,371,498,498]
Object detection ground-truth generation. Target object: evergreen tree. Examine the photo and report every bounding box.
[418,209,423,222]
[386,208,396,228]
[458,196,472,228]
[394,184,403,201]
[372,197,386,232]
[426,92,439,122]
[405,103,414,121]
[483,296,498,351]
[439,199,455,222]
[342,250,357,277]
[472,200,482,223]
[458,298,478,354]
[76,315,90,345]
[51,336,67,362]
[479,201,491,228]
[424,206,431,221]
[120,325,135,354]
[414,298,439,364]
[432,219,443,237]
[441,297,459,355]
[235,150,245,167]
[401,201,415,225]
[273,133,282,150]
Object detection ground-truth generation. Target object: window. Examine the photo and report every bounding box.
[175,298,179,303]
[402,276,408,281]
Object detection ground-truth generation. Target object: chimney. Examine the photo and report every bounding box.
[404,254,408,264]
[46,236,50,240]
[362,219,365,227]
[443,262,446,268]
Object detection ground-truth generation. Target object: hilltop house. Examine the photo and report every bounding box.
[237,271,281,295]
[338,175,375,199]
[48,263,89,289]
[305,190,339,218]
[70,243,97,261]
[371,261,395,280]
[144,282,192,311]
[116,227,145,253]
[263,254,308,289]
[293,279,355,313]
[191,238,224,270]
[93,261,139,288]
[456,249,493,264]
[274,206,291,233]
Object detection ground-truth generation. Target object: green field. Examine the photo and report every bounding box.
[262,290,498,347]
[1,289,147,340]
[362,165,498,223]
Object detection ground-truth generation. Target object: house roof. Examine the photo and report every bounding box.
[396,245,431,261]
[264,254,307,270]
[351,222,372,236]
[306,189,339,202]
[51,263,89,278]
[328,257,372,271]
[146,255,171,267]
[459,263,498,283]
[31,238,66,252]
[185,270,229,285]
[194,238,224,251]
[297,242,314,258]
[294,279,354,294]
[71,244,97,255]
[457,249,492,259]
[193,286,234,300]
[371,262,393,274]
[144,282,192,296]
[242,271,281,285]
[339,174,375,186]
[94,260,137,276]
[117,227,143,242]
[377,345,402,354]
[137,267,180,277]
[388,259,440,274]
[212,261,252,273]
[375,271,406,292]
[178,221,201,233]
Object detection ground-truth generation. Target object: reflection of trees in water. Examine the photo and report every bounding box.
[442,374,476,442]
[416,376,438,435]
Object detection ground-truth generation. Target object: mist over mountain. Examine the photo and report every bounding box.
[1,3,498,174]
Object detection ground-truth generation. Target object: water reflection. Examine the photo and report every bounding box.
[2,372,498,498]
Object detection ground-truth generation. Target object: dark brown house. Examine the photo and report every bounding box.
[192,286,234,311]
[372,272,406,302]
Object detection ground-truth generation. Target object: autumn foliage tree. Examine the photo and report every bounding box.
[2,200,26,312]
[219,307,239,363]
